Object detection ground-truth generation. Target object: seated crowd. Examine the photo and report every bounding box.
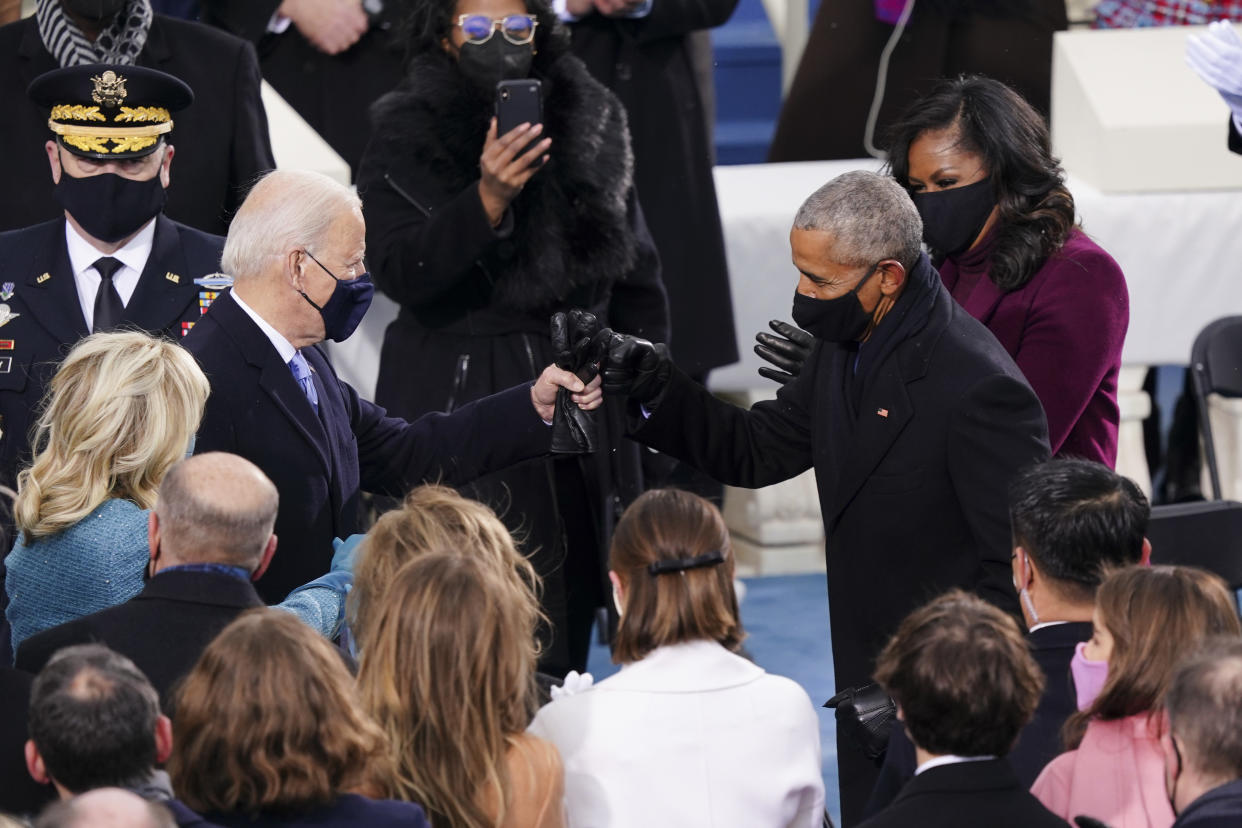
[2,332,1241,828]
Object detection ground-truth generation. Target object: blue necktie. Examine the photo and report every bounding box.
[288,351,318,413]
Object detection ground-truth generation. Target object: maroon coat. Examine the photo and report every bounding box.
[938,228,1128,467]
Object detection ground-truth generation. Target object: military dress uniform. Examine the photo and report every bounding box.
[0,64,226,492]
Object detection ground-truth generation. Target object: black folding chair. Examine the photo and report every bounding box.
[1148,500,1242,593]
[1190,316,1242,500]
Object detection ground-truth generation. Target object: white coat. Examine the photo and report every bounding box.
[528,639,825,827]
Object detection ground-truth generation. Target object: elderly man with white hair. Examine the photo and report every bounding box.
[183,169,601,605]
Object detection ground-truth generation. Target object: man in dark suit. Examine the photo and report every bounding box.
[24,644,219,826]
[867,458,1154,814]
[15,453,280,708]
[184,168,600,604]
[0,63,222,496]
[856,591,1068,828]
[0,0,273,235]
[1162,639,1242,828]
[598,169,1050,824]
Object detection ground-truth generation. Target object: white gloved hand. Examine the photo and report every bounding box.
[1187,20,1242,124]
[549,670,594,700]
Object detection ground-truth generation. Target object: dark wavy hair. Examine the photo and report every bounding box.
[395,0,571,71]
[886,75,1077,292]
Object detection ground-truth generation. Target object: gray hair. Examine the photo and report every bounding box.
[36,789,175,828]
[155,452,279,570]
[1166,637,1242,781]
[793,170,924,271]
[221,169,362,282]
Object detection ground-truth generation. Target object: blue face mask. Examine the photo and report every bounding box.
[185,433,196,459]
[299,252,375,342]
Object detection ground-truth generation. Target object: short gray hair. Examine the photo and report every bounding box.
[155,452,279,569]
[793,170,923,271]
[221,169,362,282]
[1166,637,1242,780]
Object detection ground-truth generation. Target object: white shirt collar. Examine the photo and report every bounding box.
[64,216,157,279]
[231,289,298,364]
[65,218,157,329]
[914,754,997,776]
[1028,620,1071,633]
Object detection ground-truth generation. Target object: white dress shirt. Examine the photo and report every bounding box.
[231,289,298,365]
[65,218,155,330]
[914,754,998,776]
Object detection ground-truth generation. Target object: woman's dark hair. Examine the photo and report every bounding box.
[886,75,1077,292]
[396,0,570,69]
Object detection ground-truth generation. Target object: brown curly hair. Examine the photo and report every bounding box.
[169,609,393,815]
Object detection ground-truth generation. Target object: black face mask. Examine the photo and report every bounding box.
[790,265,880,343]
[457,36,534,93]
[54,169,166,243]
[910,176,996,256]
[61,0,127,26]
[299,252,376,342]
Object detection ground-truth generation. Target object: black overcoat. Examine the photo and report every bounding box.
[183,290,556,604]
[568,0,739,375]
[0,15,274,236]
[356,49,669,673]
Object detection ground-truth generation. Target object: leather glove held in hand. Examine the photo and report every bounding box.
[755,319,814,385]
[550,310,603,454]
[824,682,896,764]
[599,329,672,407]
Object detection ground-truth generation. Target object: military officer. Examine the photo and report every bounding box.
[0,63,225,496]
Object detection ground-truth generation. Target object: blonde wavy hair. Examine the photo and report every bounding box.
[170,609,394,815]
[348,484,543,652]
[13,332,209,540]
[356,554,539,828]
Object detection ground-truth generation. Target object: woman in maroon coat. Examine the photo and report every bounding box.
[886,76,1128,467]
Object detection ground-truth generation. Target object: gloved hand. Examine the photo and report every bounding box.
[549,310,605,454]
[549,669,595,700]
[597,328,672,406]
[754,319,814,385]
[330,533,366,574]
[1187,20,1242,122]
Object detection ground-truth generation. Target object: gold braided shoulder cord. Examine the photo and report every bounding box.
[50,105,105,122]
[115,106,171,123]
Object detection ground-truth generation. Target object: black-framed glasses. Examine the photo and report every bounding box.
[456,13,538,45]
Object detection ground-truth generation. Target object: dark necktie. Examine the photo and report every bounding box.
[92,256,125,332]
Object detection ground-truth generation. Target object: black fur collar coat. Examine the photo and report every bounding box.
[364,50,640,313]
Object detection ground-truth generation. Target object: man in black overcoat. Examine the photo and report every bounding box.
[184,168,601,604]
[565,0,738,378]
[599,169,1050,824]
[15,453,278,710]
[0,0,273,235]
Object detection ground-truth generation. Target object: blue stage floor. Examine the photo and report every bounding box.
[586,573,841,825]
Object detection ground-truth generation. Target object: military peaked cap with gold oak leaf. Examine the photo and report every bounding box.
[27,63,194,160]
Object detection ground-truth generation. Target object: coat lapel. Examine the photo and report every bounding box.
[830,363,913,522]
[961,269,1006,324]
[21,220,90,345]
[214,292,332,474]
[122,216,199,332]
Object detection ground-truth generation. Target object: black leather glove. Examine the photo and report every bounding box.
[549,310,604,455]
[598,328,672,407]
[755,319,814,385]
[824,683,896,765]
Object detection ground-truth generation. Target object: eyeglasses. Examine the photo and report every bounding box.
[456,14,538,45]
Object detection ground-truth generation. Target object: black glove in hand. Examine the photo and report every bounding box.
[598,329,672,407]
[755,319,813,385]
[549,310,603,454]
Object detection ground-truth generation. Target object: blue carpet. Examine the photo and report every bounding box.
[586,573,841,825]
